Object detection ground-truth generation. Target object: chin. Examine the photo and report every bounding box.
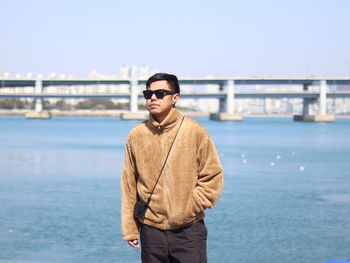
[149,109,161,115]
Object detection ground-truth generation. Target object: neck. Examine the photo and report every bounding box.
[152,108,172,124]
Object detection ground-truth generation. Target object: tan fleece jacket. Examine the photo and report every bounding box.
[121,108,223,241]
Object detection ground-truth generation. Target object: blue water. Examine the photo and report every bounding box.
[0,116,349,263]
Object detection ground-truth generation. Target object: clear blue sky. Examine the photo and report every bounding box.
[1,0,349,77]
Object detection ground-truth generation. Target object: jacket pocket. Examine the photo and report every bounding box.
[192,192,203,215]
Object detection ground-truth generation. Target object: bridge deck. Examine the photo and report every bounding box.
[1,77,350,88]
[1,91,350,99]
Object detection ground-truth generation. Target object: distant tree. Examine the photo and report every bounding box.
[55,100,65,109]
[0,99,25,109]
[75,99,129,110]
[76,99,95,109]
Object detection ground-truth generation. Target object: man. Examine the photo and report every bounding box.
[121,73,223,262]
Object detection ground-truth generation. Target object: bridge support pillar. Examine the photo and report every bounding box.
[121,79,146,120]
[130,79,138,113]
[35,80,43,112]
[26,79,51,119]
[226,79,234,114]
[319,79,327,115]
[294,81,335,122]
[35,99,43,112]
[210,80,243,121]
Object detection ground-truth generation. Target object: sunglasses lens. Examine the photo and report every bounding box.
[154,90,165,99]
[143,90,153,99]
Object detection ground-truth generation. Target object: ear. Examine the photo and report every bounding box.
[172,93,179,106]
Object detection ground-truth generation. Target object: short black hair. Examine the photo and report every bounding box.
[146,73,180,94]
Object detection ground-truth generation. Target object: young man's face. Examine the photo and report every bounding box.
[146,80,179,123]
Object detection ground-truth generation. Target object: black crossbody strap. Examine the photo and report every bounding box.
[146,116,185,205]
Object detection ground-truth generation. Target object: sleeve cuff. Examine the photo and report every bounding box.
[122,234,139,241]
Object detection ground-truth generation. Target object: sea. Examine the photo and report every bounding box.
[0,115,349,263]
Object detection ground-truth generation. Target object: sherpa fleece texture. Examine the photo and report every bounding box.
[121,108,224,241]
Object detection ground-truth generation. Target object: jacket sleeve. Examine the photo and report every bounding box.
[193,134,224,213]
[120,139,139,241]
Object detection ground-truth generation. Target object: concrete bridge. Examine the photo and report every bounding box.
[1,77,350,121]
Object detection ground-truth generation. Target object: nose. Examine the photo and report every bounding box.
[150,93,157,101]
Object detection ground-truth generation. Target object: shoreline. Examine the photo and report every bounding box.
[0,109,349,119]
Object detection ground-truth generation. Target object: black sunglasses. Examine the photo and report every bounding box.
[143,89,175,99]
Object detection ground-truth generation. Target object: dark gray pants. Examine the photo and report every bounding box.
[140,220,207,263]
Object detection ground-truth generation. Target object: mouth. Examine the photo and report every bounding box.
[149,104,159,109]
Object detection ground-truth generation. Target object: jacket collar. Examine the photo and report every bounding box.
[148,108,182,133]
